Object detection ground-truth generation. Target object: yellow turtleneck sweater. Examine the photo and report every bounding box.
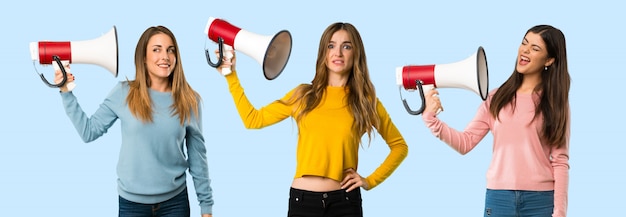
[226,71,408,189]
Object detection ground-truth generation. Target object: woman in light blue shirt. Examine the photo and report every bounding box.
[55,26,214,217]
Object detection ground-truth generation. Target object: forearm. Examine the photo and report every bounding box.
[186,124,214,215]
[552,167,568,217]
[364,141,408,189]
[552,145,570,217]
[422,110,488,155]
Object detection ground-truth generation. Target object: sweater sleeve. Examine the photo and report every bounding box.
[60,83,120,143]
[552,107,570,217]
[421,98,491,155]
[364,99,409,189]
[185,103,214,214]
[225,71,293,129]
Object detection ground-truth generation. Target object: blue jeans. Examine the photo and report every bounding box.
[484,189,554,217]
[119,188,190,217]
[287,187,363,217]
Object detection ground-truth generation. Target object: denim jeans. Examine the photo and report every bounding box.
[119,188,190,217]
[287,187,363,217]
[484,189,554,217]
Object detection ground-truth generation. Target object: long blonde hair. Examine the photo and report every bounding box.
[126,26,201,125]
[285,22,378,145]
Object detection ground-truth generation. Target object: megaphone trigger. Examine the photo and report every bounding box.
[401,79,428,115]
[205,37,224,68]
[35,61,57,88]
[51,58,75,91]
[36,55,68,88]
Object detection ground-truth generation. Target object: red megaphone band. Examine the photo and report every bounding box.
[207,19,240,47]
[38,42,71,64]
[402,65,436,89]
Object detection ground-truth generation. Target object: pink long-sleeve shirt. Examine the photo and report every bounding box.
[422,90,569,217]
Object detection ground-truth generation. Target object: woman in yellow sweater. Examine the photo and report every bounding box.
[215,22,408,217]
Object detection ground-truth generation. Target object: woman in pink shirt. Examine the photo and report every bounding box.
[422,24,570,217]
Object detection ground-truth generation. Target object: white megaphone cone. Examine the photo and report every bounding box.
[204,17,292,80]
[29,26,119,91]
[396,46,489,115]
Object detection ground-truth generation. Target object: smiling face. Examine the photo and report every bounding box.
[516,31,554,75]
[145,33,176,83]
[325,29,354,76]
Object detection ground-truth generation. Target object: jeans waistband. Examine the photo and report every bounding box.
[290,187,360,202]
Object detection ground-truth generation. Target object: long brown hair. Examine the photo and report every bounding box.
[126,26,201,125]
[284,22,378,145]
[489,25,570,148]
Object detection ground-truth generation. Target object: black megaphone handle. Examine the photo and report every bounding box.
[402,80,426,115]
[38,55,68,88]
[205,37,224,68]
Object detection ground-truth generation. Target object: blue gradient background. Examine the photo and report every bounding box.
[1,0,623,216]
